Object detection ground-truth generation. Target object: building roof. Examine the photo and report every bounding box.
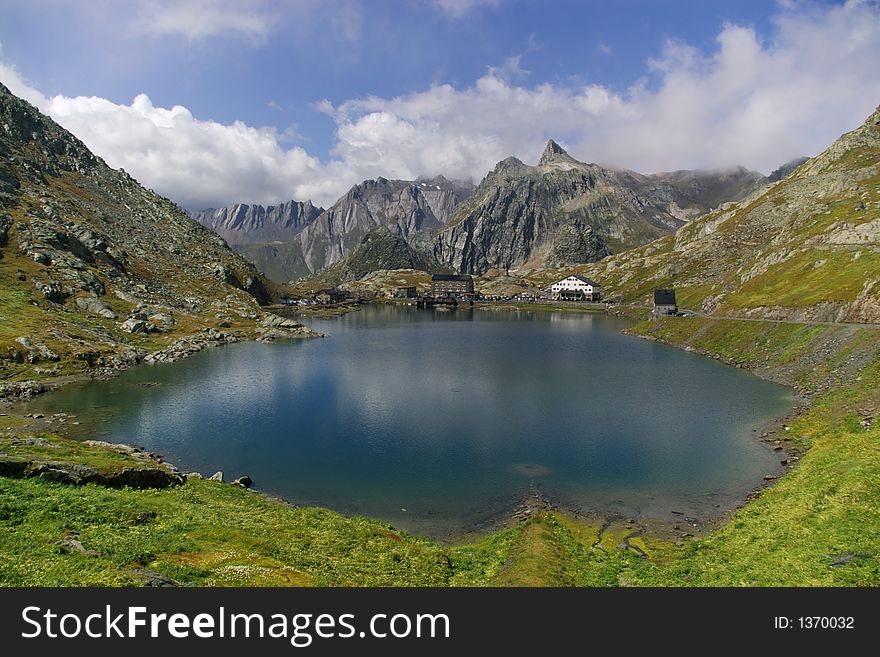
[653,288,677,306]
[396,285,417,289]
[431,274,473,282]
[553,275,601,286]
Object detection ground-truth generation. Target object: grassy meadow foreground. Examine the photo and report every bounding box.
[2,314,878,587]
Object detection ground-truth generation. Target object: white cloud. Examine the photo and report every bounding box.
[487,54,529,82]
[134,0,276,41]
[329,0,880,179]
[597,42,612,55]
[1,59,326,209]
[1,1,879,210]
[430,0,502,19]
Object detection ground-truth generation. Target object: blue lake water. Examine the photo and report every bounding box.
[23,305,795,537]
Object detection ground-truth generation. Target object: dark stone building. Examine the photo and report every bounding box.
[316,288,349,304]
[431,274,474,297]
[652,288,678,317]
[395,286,417,298]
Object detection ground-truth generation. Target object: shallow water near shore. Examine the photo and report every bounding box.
[21,305,795,538]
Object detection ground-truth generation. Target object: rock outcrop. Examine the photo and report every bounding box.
[0,436,183,488]
[433,140,765,274]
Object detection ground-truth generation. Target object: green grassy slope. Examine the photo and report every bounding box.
[627,317,880,585]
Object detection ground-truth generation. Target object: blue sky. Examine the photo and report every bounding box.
[1,1,879,209]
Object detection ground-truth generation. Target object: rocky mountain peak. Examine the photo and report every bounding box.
[538,139,572,165]
[492,156,528,177]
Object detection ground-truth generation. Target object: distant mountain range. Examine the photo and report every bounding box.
[188,200,323,246]
[194,141,787,283]
[191,176,473,282]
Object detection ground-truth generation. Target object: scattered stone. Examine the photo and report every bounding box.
[54,531,98,557]
[15,336,59,363]
[0,380,46,400]
[826,553,870,568]
[11,435,57,448]
[184,472,203,481]
[763,474,777,481]
[144,331,241,364]
[117,567,180,587]
[261,313,303,329]
[120,318,147,333]
[209,471,224,482]
[33,280,68,302]
[232,475,252,488]
[75,296,117,319]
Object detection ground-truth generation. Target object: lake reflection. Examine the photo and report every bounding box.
[24,305,794,538]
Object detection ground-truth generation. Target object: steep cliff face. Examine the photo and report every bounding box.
[432,140,764,274]
[295,176,473,274]
[0,83,280,381]
[189,200,323,246]
[561,106,880,323]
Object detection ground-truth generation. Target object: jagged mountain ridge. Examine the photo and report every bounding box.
[559,106,880,323]
[432,140,766,275]
[188,200,324,246]
[296,175,474,275]
[192,175,474,283]
[0,83,281,379]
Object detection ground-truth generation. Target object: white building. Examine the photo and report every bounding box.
[547,275,602,302]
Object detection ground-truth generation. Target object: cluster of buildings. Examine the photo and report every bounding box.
[313,272,680,317]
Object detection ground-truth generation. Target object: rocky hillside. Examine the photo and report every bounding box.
[295,175,474,274]
[432,140,765,275]
[0,83,302,385]
[549,106,880,323]
[188,199,323,246]
[318,226,440,286]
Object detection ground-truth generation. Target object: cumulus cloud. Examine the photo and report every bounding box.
[0,59,325,209]
[330,1,880,178]
[2,0,879,210]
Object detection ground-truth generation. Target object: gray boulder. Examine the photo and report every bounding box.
[76,296,117,319]
[120,318,147,333]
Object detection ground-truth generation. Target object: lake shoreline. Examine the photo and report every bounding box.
[4,305,803,550]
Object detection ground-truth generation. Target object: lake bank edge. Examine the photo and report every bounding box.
[2,309,878,585]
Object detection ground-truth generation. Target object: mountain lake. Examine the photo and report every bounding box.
[19,305,795,538]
